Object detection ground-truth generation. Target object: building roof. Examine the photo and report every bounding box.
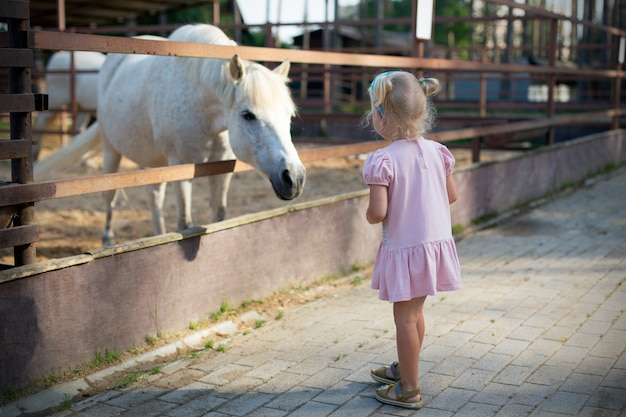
[292,26,411,51]
[28,0,216,28]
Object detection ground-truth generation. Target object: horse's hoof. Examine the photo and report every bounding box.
[102,235,114,247]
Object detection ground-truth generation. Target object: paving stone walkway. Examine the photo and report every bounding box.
[3,168,625,417]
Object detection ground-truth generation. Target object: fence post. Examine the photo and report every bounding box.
[8,9,37,265]
[613,36,624,130]
[546,18,557,144]
[480,50,487,118]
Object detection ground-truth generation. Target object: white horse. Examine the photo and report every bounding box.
[33,50,105,160]
[97,24,306,246]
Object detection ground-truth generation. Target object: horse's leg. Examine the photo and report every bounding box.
[102,189,118,247]
[149,182,168,235]
[208,131,235,222]
[208,173,233,222]
[172,179,193,231]
[101,136,122,247]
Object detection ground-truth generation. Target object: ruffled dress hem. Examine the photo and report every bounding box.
[371,238,462,302]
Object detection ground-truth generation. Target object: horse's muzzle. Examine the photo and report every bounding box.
[270,163,306,200]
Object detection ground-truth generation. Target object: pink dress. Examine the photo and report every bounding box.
[362,137,462,302]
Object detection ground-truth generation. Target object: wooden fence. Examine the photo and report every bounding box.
[1,0,625,268]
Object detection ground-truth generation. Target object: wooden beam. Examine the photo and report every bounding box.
[0,0,30,20]
[0,49,33,68]
[27,30,621,78]
[0,225,39,249]
[0,139,31,160]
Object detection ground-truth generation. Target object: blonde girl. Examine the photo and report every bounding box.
[362,71,462,409]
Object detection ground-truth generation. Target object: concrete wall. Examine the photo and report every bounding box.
[451,129,626,227]
[0,129,624,388]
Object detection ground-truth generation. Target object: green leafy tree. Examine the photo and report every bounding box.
[359,0,471,51]
[434,0,470,53]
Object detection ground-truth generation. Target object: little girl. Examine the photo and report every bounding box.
[362,71,462,409]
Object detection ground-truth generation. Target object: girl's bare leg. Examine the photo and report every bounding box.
[389,296,427,401]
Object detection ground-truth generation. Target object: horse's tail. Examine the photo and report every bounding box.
[34,121,101,180]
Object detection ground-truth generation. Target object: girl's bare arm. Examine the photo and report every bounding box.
[447,174,458,204]
[366,185,388,224]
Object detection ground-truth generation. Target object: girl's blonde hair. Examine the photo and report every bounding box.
[367,71,440,140]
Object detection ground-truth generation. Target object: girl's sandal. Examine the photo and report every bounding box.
[375,382,423,409]
[370,361,401,385]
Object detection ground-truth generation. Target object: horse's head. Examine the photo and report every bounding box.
[224,55,306,200]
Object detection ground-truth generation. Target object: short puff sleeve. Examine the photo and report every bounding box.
[439,145,456,176]
[362,149,393,186]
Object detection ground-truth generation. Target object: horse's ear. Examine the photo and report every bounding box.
[229,54,245,81]
[274,59,290,78]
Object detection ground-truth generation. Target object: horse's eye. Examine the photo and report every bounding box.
[242,110,256,121]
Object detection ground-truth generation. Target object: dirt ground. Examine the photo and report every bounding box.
[0,137,507,265]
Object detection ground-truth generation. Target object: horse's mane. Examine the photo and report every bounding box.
[168,24,295,116]
[238,63,296,117]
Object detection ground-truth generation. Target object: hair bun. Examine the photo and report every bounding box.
[420,77,440,97]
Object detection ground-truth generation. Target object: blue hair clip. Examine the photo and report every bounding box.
[370,71,397,116]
